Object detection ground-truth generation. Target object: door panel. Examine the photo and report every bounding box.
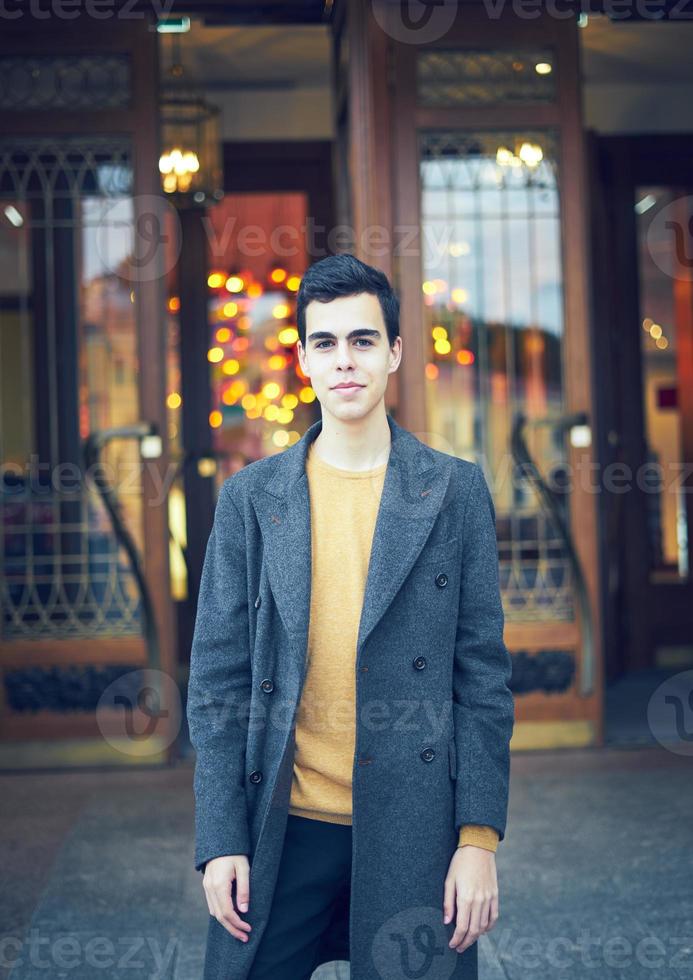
[388,7,603,747]
[0,23,176,765]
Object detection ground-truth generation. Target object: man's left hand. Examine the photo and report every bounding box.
[443,846,499,953]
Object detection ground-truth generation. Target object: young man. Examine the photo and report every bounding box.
[187,253,515,980]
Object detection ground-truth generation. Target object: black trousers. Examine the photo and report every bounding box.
[247,814,352,980]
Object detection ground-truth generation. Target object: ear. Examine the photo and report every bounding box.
[388,336,403,374]
[296,340,307,374]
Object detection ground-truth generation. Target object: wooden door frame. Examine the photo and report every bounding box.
[383,6,604,742]
[589,132,693,677]
[331,0,399,411]
[0,18,177,760]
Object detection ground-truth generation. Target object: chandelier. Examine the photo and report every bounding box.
[159,32,223,205]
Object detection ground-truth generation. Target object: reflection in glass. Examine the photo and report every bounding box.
[80,193,143,557]
[0,137,143,639]
[203,193,318,493]
[419,129,573,621]
[636,187,689,580]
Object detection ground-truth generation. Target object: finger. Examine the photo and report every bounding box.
[449,895,471,949]
[478,896,492,933]
[216,879,252,942]
[455,900,482,953]
[207,867,252,943]
[443,875,456,925]
[235,862,250,914]
[489,891,499,929]
[204,877,221,924]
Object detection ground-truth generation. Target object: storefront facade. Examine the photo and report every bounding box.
[1,0,692,765]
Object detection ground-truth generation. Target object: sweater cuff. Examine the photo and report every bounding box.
[457,824,499,852]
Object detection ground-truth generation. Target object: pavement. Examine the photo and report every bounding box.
[1,743,691,980]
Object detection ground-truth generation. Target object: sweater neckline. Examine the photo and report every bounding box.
[307,442,389,479]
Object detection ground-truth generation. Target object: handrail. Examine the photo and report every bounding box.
[510,410,595,696]
[83,423,161,671]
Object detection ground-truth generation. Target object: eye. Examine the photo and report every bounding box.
[314,338,374,349]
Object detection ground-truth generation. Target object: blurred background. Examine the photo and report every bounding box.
[1,1,692,978]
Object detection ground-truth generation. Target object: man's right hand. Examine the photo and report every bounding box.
[203,855,252,942]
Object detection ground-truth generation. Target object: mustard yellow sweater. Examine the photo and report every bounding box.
[287,441,499,853]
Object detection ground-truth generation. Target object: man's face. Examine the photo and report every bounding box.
[297,292,401,423]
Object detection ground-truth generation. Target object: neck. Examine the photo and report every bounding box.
[312,404,392,472]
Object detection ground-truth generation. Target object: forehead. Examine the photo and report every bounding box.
[305,292,385,333]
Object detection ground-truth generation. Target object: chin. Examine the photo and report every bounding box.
[327,395,379,423]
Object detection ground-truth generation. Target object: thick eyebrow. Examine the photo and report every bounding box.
[306,328,382,343]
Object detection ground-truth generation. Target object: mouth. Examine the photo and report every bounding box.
[332,383,364,390]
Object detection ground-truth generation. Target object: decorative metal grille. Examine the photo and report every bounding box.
[498,510,574,621]
[0,135,132,199]
[417,49,556,106]
[0,55,131,110]
[419,129,573,623]
[420,129,559,187]
[1,134,143,641]
[2,487,143,639]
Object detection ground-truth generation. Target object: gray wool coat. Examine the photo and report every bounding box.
[186,411,515,980]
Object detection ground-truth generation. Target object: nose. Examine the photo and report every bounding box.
[334,339,357,370]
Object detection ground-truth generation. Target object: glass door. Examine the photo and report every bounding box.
[0,23,176,766]
[389,10,603,748]
[636,188,691,584]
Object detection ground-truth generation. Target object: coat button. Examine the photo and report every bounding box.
[254,595,262,609]
[249,770,263,784]
[413,656,426,670]
[420,747,435,762]
[260,678,274,693]
[435,572,448,588]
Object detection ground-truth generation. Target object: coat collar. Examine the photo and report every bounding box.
[253,412,454,670]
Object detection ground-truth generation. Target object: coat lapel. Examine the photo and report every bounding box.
[252,412,454,674]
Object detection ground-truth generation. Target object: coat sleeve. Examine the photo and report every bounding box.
[452,462,515,843]
[186,477,253,872]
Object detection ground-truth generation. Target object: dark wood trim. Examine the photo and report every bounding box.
[0,709,168,741]
[177,207,216,612]
[590,133,693,673]
[555,11,603,737]
[0,0,688,28]
[0,638,147,666]
[332,0,399,409]
[132,20,179,762]
[416,104,561,129]
[391,39,425,432]
[586,128,626,683]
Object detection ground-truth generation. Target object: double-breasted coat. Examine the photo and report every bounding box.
[186,411,515,980]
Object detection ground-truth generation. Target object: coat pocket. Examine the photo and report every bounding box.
[448,736,457,780]
[414,536,459,570]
